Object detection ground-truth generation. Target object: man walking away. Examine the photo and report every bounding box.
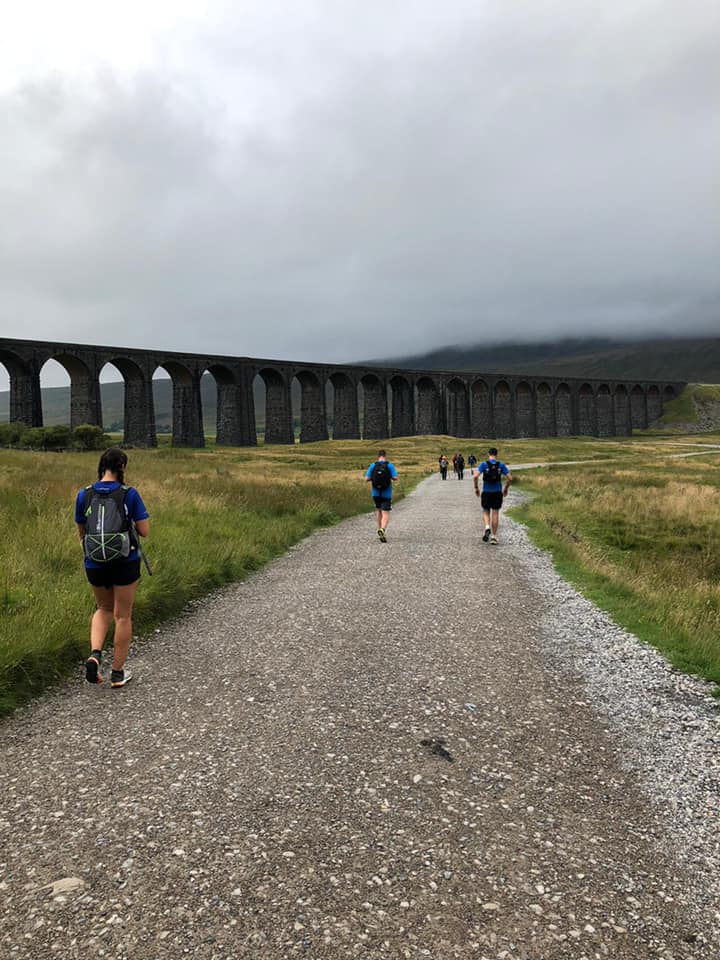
[456,453,465,480]
[474,447,512,544]
[365,450,399,542]
[439,454,449,480]
[468,454,477,475]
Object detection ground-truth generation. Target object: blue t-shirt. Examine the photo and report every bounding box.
[75,482,149,569]
[366,460,398,498]
[477,460,509,493]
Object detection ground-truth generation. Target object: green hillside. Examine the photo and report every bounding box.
[0,376,295,434]
[385,336,720,382]
[654,383,720,431]
[0,378,206,432]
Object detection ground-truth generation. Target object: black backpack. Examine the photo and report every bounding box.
[483,461,502,484]
[82,485,133,563]
[370,461,393,490]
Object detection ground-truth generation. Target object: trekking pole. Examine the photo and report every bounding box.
[131,521,153,576]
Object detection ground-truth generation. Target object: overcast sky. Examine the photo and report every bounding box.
[1,0,719,389]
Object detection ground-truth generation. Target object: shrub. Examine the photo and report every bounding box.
[72,424,111,451]
[20,427,46,449]
[0,422,28,447]
[22,425,71,450]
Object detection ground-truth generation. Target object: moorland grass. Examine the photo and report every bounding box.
[655,384,720,428]
[2,433,719,714]
[1,436,459,715]
[509,440,720,690]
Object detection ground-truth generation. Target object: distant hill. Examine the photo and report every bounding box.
[0,378,220,433]
[382,336,720,382]
[0,376,285,433]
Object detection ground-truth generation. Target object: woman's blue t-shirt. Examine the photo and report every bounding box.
[75,482,149,569]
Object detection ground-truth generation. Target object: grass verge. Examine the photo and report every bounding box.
[508,450,720,691]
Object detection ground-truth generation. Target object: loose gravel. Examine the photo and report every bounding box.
[0,473,718,959]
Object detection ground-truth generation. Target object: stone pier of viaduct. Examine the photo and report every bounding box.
[0,337,684,447]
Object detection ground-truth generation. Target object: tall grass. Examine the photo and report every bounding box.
[2,433,718,715]
[0,437,449,715]
[509,444,720,689]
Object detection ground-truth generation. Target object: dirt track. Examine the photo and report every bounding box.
[0,474,715,959]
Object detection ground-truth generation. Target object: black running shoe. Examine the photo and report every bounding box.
[85,652,103,684]
[110,668,133,689]
[482,527,491,543]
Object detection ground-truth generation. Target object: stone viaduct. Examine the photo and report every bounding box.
[0,337,684,447]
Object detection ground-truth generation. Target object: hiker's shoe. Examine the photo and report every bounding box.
[85,652,103,684]
[377,528,387,543]
[110,668,133,689]
[482,527,491,543]
[490,535,498,545]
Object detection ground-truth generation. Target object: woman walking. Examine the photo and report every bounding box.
[75,447,149,688]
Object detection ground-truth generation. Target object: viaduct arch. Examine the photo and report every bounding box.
[0,337,684,447]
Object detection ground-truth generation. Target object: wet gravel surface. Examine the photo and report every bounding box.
[1,475,718,959]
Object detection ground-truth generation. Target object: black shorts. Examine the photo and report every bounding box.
[372,496,392,511]
[481,491,504,511]
[86,559,141,588]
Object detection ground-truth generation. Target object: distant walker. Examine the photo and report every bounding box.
[474,447,512,545]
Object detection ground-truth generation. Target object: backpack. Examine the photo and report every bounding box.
[483,461,502,484]
[370,461,393,490]
[82,485,133,563]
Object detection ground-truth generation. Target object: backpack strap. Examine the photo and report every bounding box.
[120,485,139,547]
[83,484,95,517]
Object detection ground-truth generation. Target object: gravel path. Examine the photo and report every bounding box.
[1,474,718,959]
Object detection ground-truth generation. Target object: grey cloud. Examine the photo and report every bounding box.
[0,0,718,392]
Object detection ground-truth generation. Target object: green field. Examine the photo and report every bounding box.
[509,434,720,688]
[1,433,719,716]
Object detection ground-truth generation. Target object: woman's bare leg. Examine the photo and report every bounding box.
[90,585,114,652]
[111,581,139,671]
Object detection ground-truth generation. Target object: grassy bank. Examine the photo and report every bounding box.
[654,383,720,429]
[2,433,719,715]
[0,438,438,715]
[509,435,720,690]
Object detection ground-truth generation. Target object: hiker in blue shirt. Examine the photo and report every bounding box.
[74,447,149,688]
[473,447,512,545]
[365,449,399,543]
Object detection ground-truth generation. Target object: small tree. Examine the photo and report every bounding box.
[44,425,71,450]
[22,425,71,450]
[73,424,111,451]
[0,422,28,447]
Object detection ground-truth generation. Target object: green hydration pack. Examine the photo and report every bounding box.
[83,485,134,563]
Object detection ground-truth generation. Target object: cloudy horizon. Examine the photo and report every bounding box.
[1,1,719,389]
